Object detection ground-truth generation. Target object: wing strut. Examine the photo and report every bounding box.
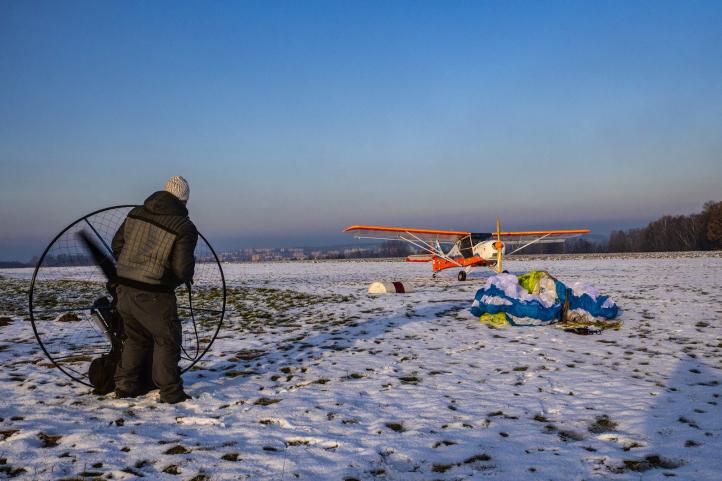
[507,233,552,256]
[399,231,463,268]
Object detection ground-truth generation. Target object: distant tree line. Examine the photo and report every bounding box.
[341,241,414,259]
[525,200,722,254]
[0,261,30,268]
[29,253,93,267]
[525,237,604,254]
[606,201,722,252]
[2,254,94,268]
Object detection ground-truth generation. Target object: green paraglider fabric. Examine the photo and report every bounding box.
[471,271,620,330]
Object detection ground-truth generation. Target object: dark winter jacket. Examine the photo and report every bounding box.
[112,191,198,292]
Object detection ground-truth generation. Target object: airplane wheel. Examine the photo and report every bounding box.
[458,271,467,281]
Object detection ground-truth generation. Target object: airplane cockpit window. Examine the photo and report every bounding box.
[458,233,492,258]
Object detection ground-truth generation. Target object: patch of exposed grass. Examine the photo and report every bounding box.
[558,430,585,442]
[385,422,405,432]
[254,397,281,406]
[432,463,454,473]
[232,349,266,361]
[78,471,103,477]
[0,430,19,441]
[224,370,257,378]
[286,439,310,446]
[37,432,62,448]
[162,464,180,474]
[678,416,700,429]
[56,312,80,322]
[622,441,644,451]
[220,285,355,332]
[614,455,682,473]
[433,440,457,448]
[464,454,492,463]
[0,465,26,478]
[589,415,617,434]
[164,445,190,455]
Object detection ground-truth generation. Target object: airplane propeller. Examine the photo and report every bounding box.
[495,217,503,273]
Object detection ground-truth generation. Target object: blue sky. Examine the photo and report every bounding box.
[1,0,721,260]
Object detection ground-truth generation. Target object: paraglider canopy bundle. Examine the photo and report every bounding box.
[470,271,621,333]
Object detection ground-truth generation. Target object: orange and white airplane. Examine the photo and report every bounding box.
[344,219,590,281]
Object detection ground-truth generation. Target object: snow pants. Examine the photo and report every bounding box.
[114,285,185,402]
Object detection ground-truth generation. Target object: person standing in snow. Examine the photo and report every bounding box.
[111,176,198,404]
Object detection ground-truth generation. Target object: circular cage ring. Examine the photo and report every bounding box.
[28,205,226,387]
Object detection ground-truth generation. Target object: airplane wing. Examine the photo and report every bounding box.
[344,225,470,245]
[345,225,590,258]
[497,229,591,253]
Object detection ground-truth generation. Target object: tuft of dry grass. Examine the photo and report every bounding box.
[0,430,19,441]
[612,455,683,473]
[221,452,240,462]
[164,445,191,455]
[384,422,405,432]
[37,432,62,448]
[162,464,180,474]
[254,397,281,406]
[589,415,618,434]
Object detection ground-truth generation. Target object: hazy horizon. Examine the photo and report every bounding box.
[2,1,721,261]
[0,207,708,263]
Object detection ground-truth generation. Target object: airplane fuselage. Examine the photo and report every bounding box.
[406,239,505,273]
[431,254,491,272]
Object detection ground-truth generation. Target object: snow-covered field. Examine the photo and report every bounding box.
[1,254,721,481]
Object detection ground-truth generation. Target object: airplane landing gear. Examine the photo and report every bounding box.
[457,271,467,281]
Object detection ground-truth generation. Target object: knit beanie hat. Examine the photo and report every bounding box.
[164,175,190,202]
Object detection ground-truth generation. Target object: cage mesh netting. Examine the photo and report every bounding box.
[29,205,225,386]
